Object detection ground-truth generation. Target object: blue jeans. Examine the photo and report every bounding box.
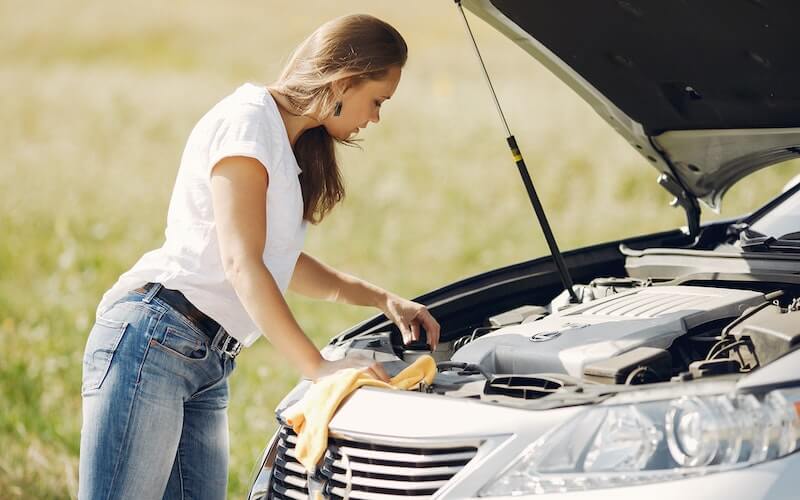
[79,283,237,500]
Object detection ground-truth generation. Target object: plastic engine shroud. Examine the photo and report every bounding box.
[450,285,765,378]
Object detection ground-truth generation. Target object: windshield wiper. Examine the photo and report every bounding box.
[739,228,800,253]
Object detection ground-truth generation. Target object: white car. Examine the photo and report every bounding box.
[248,1,800,498]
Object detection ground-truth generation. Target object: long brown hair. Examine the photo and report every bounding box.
[269,14,408,224]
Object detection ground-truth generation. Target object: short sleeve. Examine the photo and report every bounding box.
[207,102,275,179]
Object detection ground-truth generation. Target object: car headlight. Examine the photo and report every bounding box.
[479,386,800,496]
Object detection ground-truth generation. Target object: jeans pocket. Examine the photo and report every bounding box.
[150,326,209,362]
[82,315,129,394]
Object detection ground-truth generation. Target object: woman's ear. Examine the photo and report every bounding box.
[330,76,354,98]
[325,81,347,120]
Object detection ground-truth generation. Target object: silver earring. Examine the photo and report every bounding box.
[333,101,342,117]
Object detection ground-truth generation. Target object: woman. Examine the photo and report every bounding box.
[79,13,440,500]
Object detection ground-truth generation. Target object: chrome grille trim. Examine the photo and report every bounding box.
[327,460,465,477]
[270,434,309,499]
[327,485,434,499]
[269,426,480,499]
[327,444,476,463]
[326,471,450,489]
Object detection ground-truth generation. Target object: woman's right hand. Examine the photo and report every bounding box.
[312,356,391,383]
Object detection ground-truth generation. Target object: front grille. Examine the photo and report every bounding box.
[270,426,478,499]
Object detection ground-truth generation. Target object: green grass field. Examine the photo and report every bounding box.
[2,1,798,497]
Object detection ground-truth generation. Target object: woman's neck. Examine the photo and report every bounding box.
[267,88,320,147]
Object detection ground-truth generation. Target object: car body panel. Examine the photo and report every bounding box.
[259,381,799,499]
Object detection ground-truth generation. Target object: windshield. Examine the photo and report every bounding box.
[748,176,800,239]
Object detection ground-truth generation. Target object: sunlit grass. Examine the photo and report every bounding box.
[2,1,798,497]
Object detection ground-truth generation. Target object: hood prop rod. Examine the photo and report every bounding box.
[454,0,579,304]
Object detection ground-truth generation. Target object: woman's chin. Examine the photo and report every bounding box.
[341,129,360,141]
[330,130,349,141]
[320,125,351,141]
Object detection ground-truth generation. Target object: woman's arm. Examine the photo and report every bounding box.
[210,156,390,382]
[289,251,389,309]
[210,157,322,378]
[289,252,441,349]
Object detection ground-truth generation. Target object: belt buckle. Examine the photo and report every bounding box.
[219,334,241,358]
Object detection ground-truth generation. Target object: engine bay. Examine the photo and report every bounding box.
[324,278,800,405]
[451,284,765,379]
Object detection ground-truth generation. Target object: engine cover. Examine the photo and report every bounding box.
[451,285,765,378]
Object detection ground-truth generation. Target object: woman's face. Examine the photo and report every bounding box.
[323,65,402,141]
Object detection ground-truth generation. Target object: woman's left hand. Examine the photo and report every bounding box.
[382,294,440,351]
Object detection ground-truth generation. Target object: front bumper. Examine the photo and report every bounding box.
[248,386,799,499]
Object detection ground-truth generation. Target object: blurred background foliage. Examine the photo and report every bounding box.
[2,0,798,497]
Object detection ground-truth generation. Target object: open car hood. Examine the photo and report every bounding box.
[463,0,800,212]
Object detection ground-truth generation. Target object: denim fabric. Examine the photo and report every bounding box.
[79,284,237,500]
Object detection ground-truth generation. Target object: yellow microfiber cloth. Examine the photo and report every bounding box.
[280,354,437,474]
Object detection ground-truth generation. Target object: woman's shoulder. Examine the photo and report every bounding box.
[201,83,298,178]
[230,82,271,105]
[214,83,277,124]
[204,83,287,148]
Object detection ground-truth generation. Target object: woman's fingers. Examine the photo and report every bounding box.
[314,357,393,383]
[397,321,411,344]
[410,320,421,343]
[371,362,391,382]
[361,363,390,383]
[419,309,441,350]
[410,309,440,350]
[347,356,390,383]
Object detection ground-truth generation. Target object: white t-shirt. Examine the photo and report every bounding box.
[96,83,308,348]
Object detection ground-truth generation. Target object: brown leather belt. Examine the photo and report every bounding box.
[134,282,242,358]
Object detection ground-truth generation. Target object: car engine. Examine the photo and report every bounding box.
[450,285,765,380]
[324,280,800,404]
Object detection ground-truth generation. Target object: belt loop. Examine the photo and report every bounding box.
[142,282,162,304]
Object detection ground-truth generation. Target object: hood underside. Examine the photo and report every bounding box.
[463,0,800,210]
